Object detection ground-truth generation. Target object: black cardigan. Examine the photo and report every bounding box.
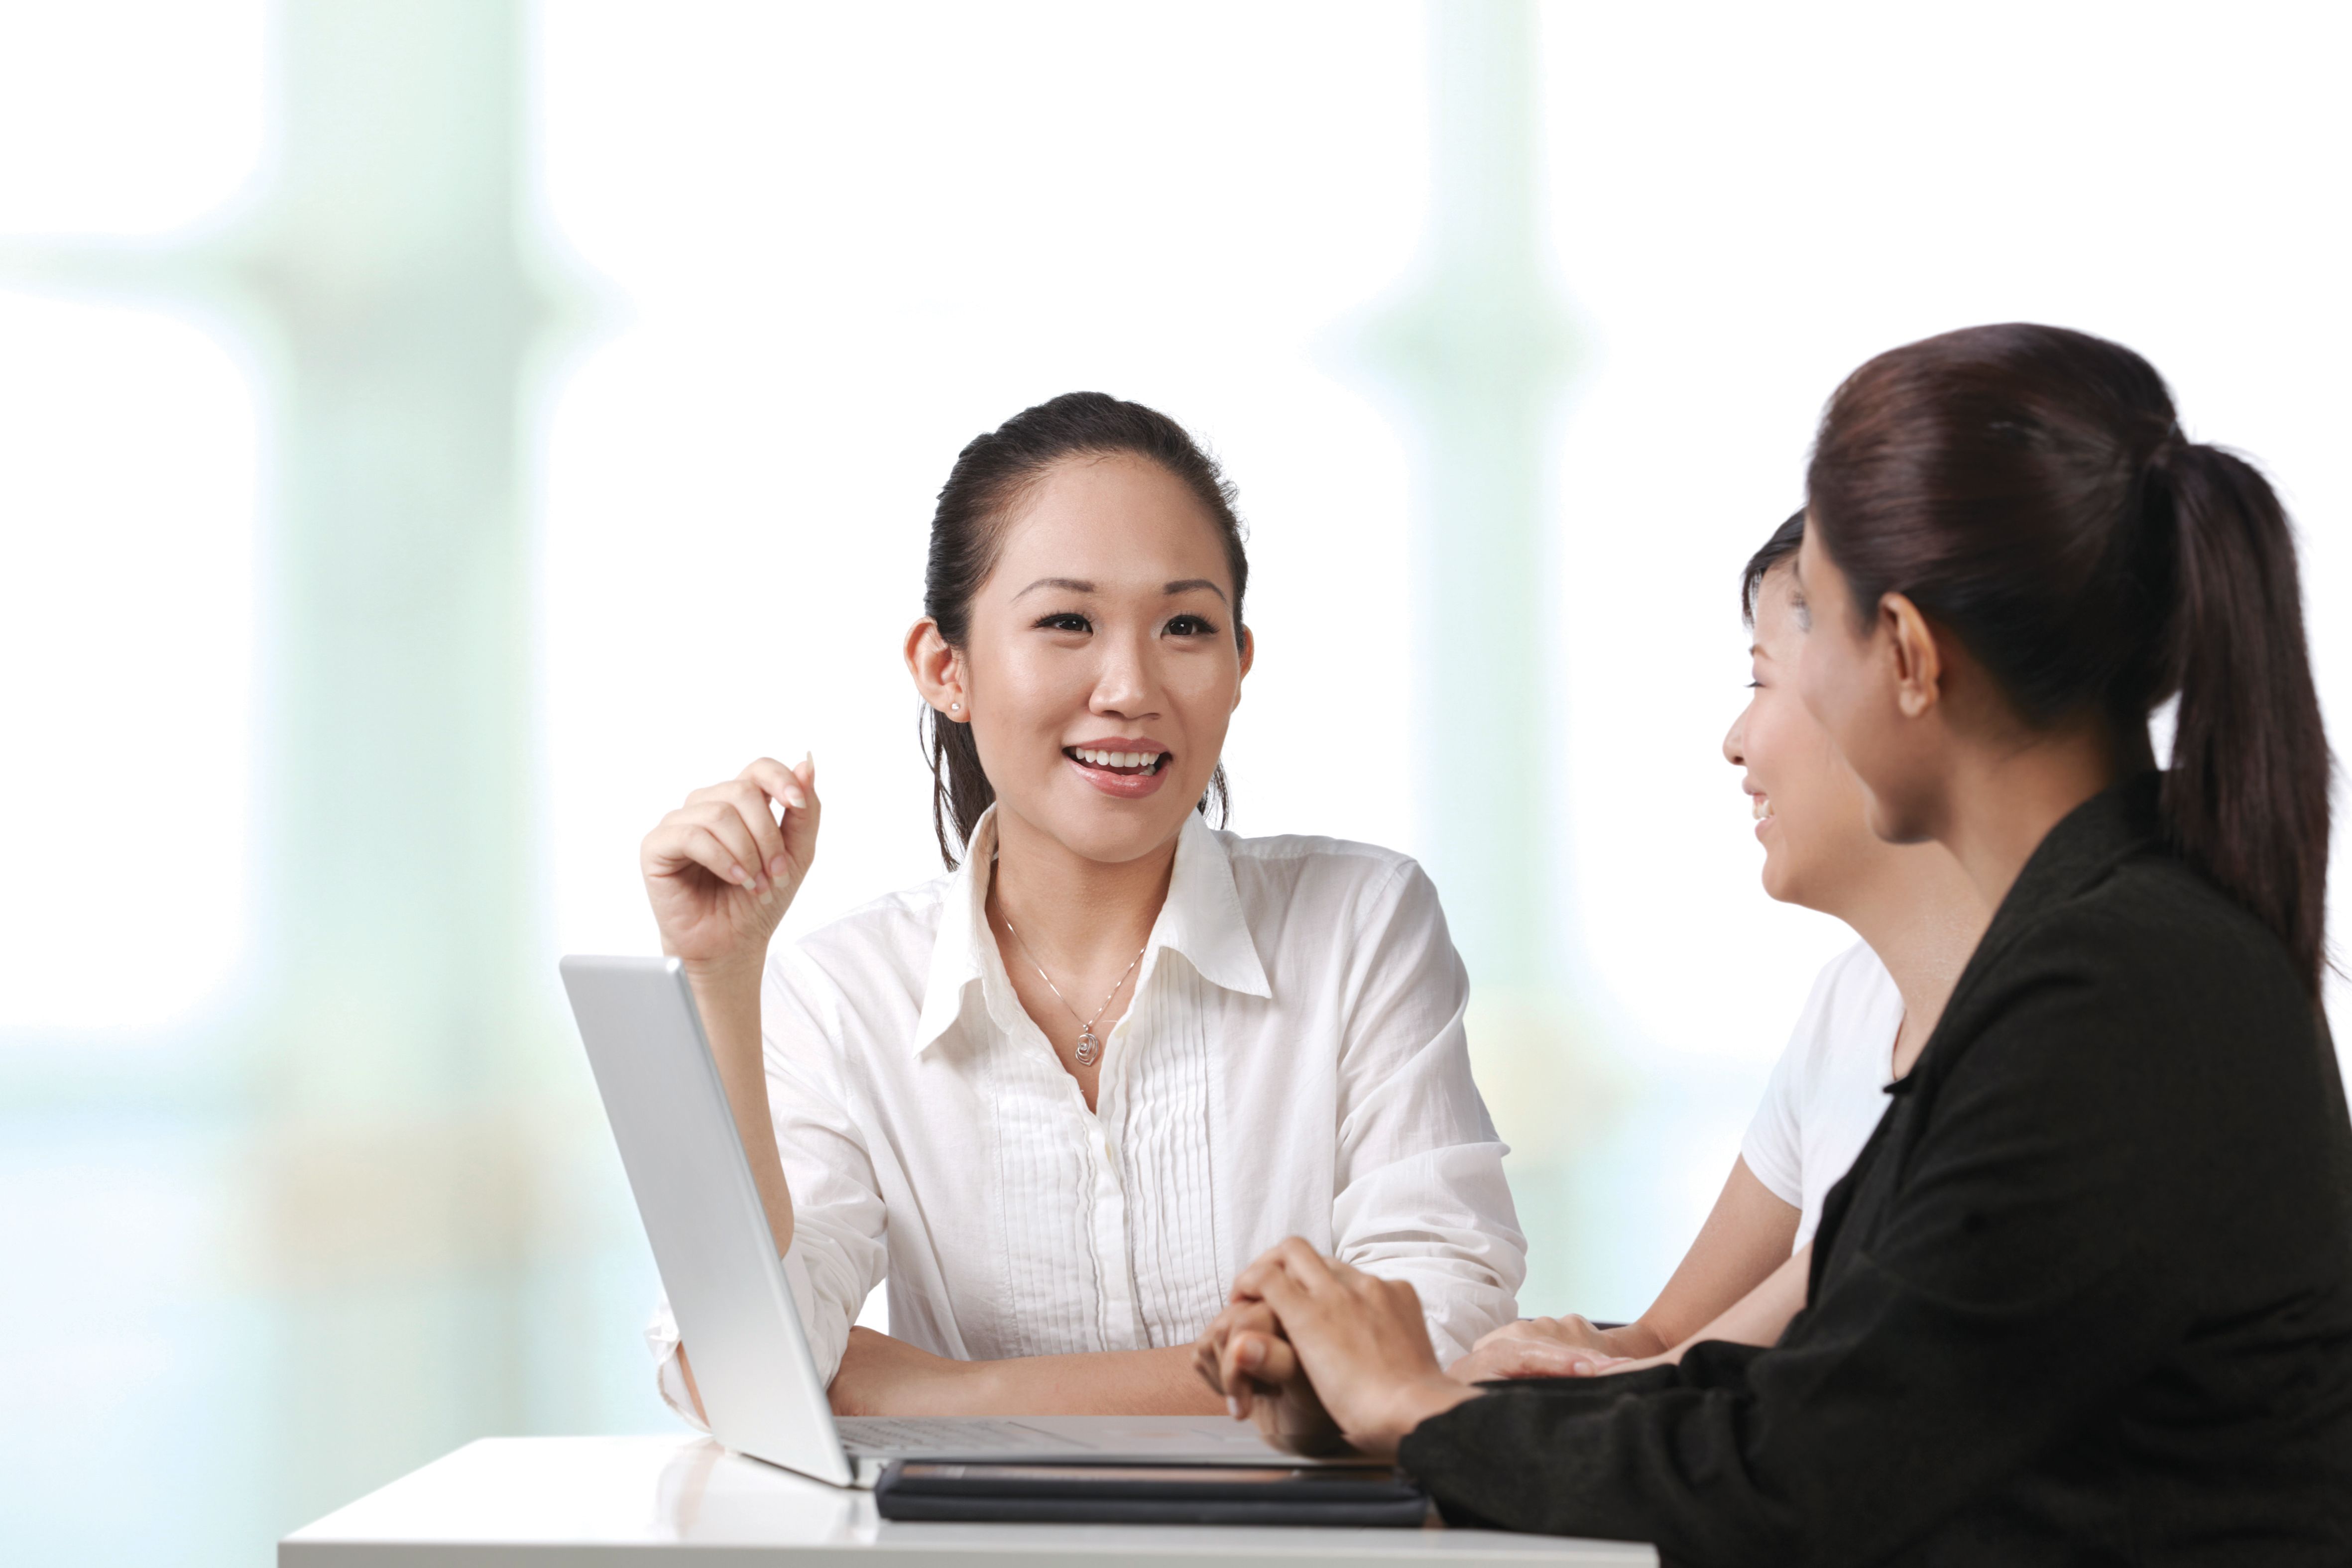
[1401,776,2352,1565]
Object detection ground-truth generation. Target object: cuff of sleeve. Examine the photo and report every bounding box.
[645,1246,850,1429]
[783,1244,849,1385]
[644,1296,708,1433]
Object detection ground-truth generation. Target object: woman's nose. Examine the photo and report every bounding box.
[1090,635,1158,716]
[1722,711,1747,767]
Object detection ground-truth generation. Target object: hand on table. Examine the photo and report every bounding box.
[1449,1315,1634,1383]
[1189,1300,1347,1456]
[1193,1238,1478,1462]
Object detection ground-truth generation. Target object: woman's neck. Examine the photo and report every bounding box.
[1837,854,1989,1078]
[987,806,1178,970]
[1933,714,2122,916]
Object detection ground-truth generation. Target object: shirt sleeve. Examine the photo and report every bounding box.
[1737,983,1813,1212]
[644,947,888,1411]
[1328,860,1527,1365]
[1399,936,2183,1564]
[643,1247,833,1430]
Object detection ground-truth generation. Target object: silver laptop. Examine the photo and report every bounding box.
[561,955,1342,1487]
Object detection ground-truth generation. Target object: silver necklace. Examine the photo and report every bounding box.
[997,912,1143,1067]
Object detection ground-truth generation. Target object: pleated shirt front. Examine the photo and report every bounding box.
[648,807,1524,1415]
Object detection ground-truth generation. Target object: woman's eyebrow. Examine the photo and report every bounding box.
[1165,578,1228,602]
[1015,576,1096,599]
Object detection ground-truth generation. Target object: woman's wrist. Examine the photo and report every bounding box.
[1354,1375,1479,1459]
[1606,1322,1670,1360]
[679,950,766,995]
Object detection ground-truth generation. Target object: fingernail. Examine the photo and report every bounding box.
[729,865,750,887]
[1238,1341,1262,1371]
[1226,1396,1241,1419]
[768,856,788,879]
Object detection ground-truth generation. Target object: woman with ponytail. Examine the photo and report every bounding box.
[1197,325,2352,1564]
[636,392,1522,1423]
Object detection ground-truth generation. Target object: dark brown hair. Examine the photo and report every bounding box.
[1741,509,1807,624]
[1807,323,2332,989]
[922,391,1248,868]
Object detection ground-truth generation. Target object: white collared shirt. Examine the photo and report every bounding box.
[648,808,1523,1416]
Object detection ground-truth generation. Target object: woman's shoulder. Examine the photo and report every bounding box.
[1955,845,2321,1104]
[1214,828,1434,908]
[1786,940,1904,1081]
[765,871,953,999]
[1999,845,2303,1011]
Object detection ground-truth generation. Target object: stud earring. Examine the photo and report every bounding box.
[948,701,961,713]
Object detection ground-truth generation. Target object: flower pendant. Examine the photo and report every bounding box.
[1074,1028,1101,1067]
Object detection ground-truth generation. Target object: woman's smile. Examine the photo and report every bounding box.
[1065,736,1173,798]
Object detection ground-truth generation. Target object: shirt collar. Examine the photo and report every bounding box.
[909,807,1272,1058]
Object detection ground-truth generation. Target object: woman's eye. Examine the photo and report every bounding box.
[1036,612,1091,634]
[1164,614,1217,637]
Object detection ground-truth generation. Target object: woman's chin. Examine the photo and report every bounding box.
[1007,784,1200,867]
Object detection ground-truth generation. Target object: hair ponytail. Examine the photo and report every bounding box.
[2152,439,2333,986]
[1809,324,2333,992]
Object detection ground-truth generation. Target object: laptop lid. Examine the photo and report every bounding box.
[560,955,855,1486]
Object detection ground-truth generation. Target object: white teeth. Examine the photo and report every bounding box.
[1752,795,1771,821]
[1073,747,1157,770]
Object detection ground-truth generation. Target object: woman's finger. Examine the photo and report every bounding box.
[1233,1236,1326,1302]
[781,754,821,863]
[1229,1330,1299,1390]
[1252,1257,1322,1333]
[744,754,822,875]
[664,823,755,891]
[698,778,787,876]
[683,803,767,891]
[1468,1338,1596,1380]
[1272,1236,1341,1295]
[643,815,740,884]
[739,755,810,813]
[1192,1339,1227,1398]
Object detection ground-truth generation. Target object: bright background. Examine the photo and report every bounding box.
[3,2,2348,1563]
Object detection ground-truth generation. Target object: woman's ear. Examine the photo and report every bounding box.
[1881,593,1943,719]
[1233,625,1255,707]
[904,619,966,716]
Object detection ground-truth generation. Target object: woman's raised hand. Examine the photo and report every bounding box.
[641,756,820,975]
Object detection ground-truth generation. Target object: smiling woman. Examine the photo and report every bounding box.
[635,392,1524,1421]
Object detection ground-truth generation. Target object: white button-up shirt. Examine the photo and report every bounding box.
[649,808,1524,1416]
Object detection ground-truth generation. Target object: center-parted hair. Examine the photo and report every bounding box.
[1806,323,2333,989]
[921,391,1249,868]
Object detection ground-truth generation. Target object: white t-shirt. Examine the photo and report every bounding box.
[646,806,1526,1422]
[1740,940,1906,1249]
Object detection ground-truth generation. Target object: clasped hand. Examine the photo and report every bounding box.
[1189,1238,1477,1462]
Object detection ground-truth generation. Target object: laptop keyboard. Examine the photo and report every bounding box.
[835,1416,1076,1456]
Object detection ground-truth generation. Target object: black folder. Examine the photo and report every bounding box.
[873,1459,1430,1526]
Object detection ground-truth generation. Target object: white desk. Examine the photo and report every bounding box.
[281,1435,1657,1567]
